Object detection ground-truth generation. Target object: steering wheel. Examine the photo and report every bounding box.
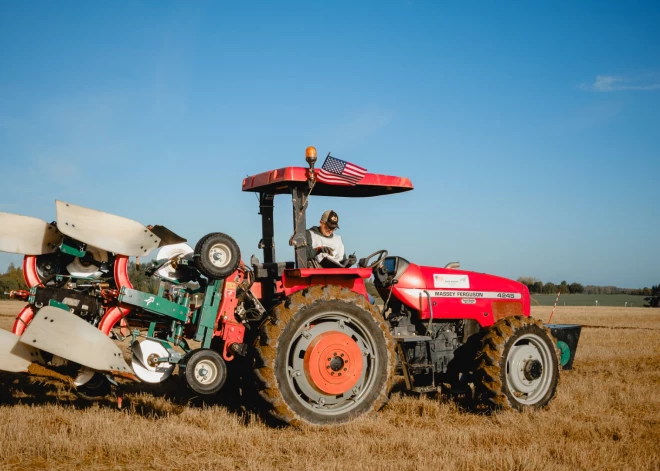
[359,250,388,269]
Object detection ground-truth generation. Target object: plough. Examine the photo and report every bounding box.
[0,200,254,398]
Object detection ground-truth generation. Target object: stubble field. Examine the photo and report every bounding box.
[0,300,659,471]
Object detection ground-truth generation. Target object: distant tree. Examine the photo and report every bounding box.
[0,263,28,299]
[646,284,660,308]
[517,277,539,292]
[559,280,569,294]
[543,282,557,294]
[517,276,539,286]
[531,281,544,294]
[568,282,584,294]
[128,262,160,294]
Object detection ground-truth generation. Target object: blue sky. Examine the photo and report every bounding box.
[0,1,658,288]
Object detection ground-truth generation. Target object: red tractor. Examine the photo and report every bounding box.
[241,147,563,426]
[0,147,574,427]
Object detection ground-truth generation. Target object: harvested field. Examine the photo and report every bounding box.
[1,302,659,470]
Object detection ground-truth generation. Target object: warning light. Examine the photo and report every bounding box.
[305,146,317,164]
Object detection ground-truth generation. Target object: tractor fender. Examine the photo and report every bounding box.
[281,267,372,300]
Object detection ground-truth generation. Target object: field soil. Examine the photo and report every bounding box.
[1,301,659,470]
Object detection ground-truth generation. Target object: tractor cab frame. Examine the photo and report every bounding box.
[241,148,413,308]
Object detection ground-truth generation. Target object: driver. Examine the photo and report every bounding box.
[306,210,356,268]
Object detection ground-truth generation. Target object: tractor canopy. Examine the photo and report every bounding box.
[242,158,414,278]
[242,166,413,197]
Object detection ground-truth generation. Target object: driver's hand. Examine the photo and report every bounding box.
[344,253,357,267]
[316,246,334,255]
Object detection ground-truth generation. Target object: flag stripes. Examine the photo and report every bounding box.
[317,156,367,186]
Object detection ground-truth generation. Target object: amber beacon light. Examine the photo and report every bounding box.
[305,146,318,180]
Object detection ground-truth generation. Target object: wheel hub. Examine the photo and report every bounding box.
[303,331,364,395]
[147,353,160,368]
[329,356,344,372]
[194,360,217,384]
[209,244,229,267]
[523,359,543,380]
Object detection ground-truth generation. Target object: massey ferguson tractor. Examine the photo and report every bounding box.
[0,147,580,426]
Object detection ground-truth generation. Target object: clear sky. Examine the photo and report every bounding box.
[1,1,658,288]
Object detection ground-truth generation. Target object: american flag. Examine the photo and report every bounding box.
[317,156,367,186]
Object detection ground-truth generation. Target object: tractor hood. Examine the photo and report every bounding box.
[381,257,530,327]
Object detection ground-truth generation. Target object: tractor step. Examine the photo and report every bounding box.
[408,363,434,369]
[412,385,438,394]
[394,335,432,343]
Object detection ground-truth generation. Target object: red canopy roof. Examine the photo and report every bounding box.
[242,167,413,197]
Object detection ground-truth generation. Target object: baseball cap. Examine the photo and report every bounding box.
[321,210,339,229]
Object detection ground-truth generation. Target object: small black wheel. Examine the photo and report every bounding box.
[194,232,241,279]
[182,349,227,395]
[74,373,111,400]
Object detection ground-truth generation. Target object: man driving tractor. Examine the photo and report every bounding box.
[305,210,356,268]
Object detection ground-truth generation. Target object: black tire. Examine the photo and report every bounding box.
[442,330,484,395]
[182,349,227,395]
[475,316,560,411]
[253,285,395,427]
[194,232,240,280]
[74,373,111,400]
[35,252,75,282]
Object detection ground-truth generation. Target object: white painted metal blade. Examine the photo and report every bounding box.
[74,366,96,386]
[0,329,44,373]
[55,200,161,257]
[0,212,61,255]
[19,306,133,375]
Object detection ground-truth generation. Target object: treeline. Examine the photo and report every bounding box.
[517,277,584,295]
[0,264,28,299]
[0,262,157,299]
[517,277,660,307]
[517,277,659,297]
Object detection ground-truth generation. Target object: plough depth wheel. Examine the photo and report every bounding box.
[254,286,395,427]
[194,232,241,280]
[182,349,227,395]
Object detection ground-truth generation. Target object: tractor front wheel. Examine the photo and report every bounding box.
[475,316,560,411]
[253,286,395,426]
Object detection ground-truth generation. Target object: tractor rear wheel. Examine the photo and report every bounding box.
[253,286,395,427]
[475,316,560,411]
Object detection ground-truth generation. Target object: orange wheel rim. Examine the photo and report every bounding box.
[303,331,364,395]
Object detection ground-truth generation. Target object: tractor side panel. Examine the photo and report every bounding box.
[391,263,530,328]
